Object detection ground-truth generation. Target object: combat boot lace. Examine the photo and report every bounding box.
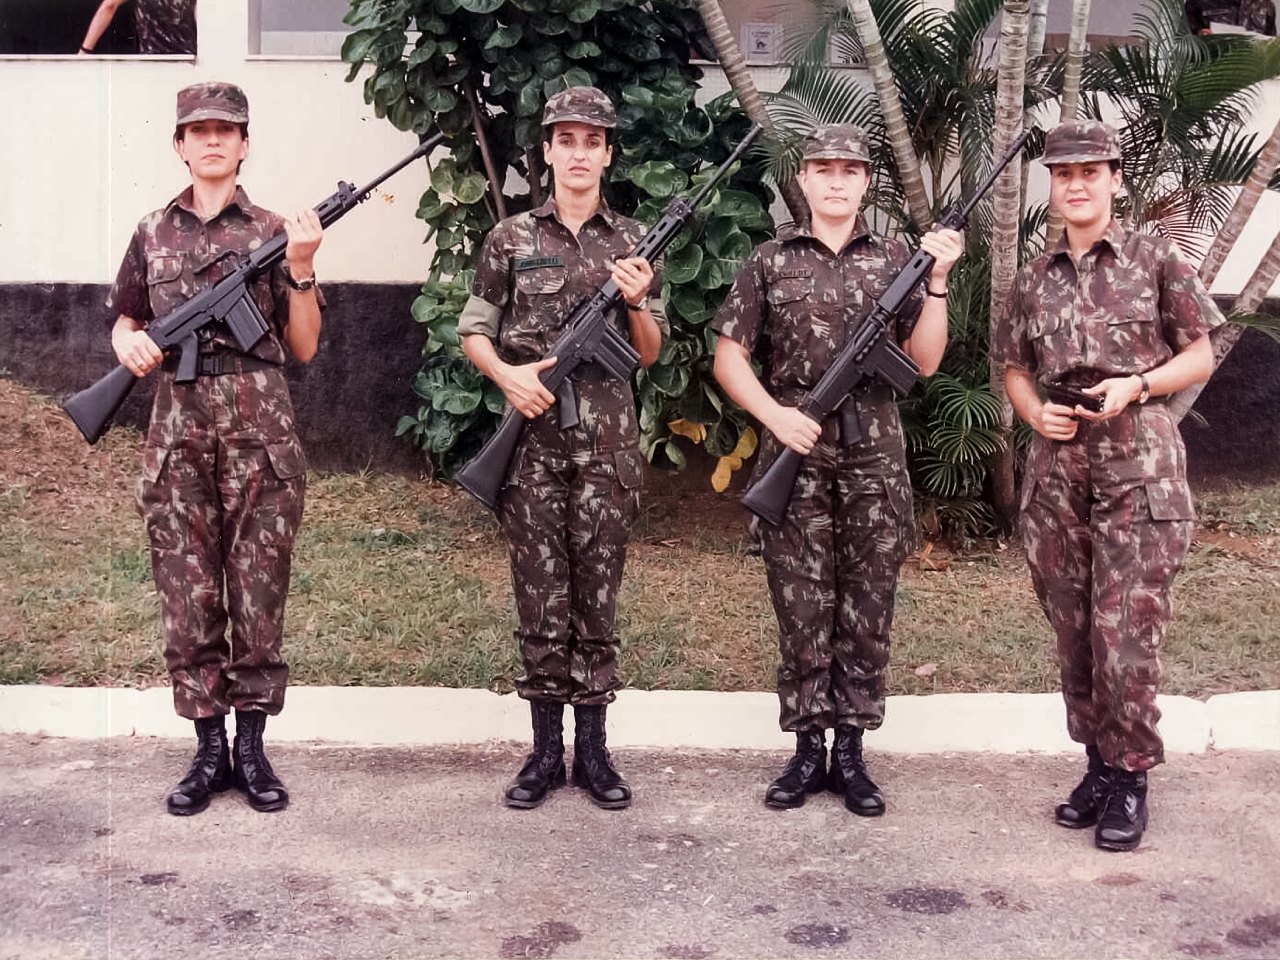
[504,700,567,809]
[1055,744,1107,828]
[166,714,233,816]
[1095,768,1148,852]
[571,705,631,809]
[232,709,289,813]
[828,725,885,816]
[764,730,827,809]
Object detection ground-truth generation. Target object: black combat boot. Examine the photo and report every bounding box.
[571,705,631,809]
[504,700,567,809]
[1095,768,1148,852]
[828,725,885,816]
[232,709,289,813]
[166,714,233,816]
[764,730,827,809]
[1055,744,1107,828]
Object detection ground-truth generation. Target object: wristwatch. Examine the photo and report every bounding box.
[626,295,649,312]
[284,265,316,292]
[1137,374,1151,404]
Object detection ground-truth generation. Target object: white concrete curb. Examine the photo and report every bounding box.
[1,686,1276,752]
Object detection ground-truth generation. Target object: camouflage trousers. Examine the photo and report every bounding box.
[1021,429,1194,773]
[498,420,644,705]
[755,431,914,732]
[137,376,305,720]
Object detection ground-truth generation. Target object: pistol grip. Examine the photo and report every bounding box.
[175,335,199,383]
[557,379,579,430]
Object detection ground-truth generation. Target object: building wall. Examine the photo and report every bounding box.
[1,1,1277,477]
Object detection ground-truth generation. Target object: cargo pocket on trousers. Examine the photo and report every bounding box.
[884,474,916,556]
[136,442,178,550]
[1144,479,1195,521]
[615,447,645,526]
[265,440,306,481]
[614,448,645,490]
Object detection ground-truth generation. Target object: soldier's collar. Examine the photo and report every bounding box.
[786,214,879,252]
[169,185,256,223]
[535,195,617,229]
[1049,219,1129,267]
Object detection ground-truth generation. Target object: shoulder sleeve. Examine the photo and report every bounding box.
[888,240,924,344]
[105,225,152,327]
[712,247,766,352]
[471,222,513,311]
[1159,241,1226,351]
[991,267,1037,372]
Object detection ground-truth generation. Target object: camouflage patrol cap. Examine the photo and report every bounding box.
[176,82,250,126]
[542,86,617,129]
[802,123,871,163]
[1040,120,1122,165]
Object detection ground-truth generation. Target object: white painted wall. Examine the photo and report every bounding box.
[1,1,1277,298]
[0,3,432,284]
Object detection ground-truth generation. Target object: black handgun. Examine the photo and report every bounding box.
[1045,381,1105,414]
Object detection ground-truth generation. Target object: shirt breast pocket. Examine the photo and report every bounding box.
[1104,293,1162,365]
[145,255,186,318]
[515,265,567,297]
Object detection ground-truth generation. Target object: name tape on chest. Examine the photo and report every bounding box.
[513,256,566,271]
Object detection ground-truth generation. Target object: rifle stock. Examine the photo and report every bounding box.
[63,132,446,444]
[741,130,1031,526]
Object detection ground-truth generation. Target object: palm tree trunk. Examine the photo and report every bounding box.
[1028,0,1049,57]
[1198,114,1280,288]
[989,0,1031,532]
[844,0,932,230]
[1045,0,1093,246]
[1169,227,1280,421]
[695,0,809,224]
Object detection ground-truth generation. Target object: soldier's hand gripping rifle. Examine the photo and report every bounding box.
[63,131,447,444]
[454,124,764,511]
[741,130,1032,527]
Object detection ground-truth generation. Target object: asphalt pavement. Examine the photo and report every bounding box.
[2,735,1278,960]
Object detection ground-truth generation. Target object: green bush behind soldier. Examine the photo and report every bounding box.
[106,82,324,815]
[993,120,1221,851]
[458,86,666,810]
[713,124,963,814]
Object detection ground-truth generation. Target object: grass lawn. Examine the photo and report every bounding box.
[3,378,1278,697]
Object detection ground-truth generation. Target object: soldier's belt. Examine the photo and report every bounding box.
[163,353,280,377]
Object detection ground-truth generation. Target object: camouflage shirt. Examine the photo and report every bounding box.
[993,220,1224,386]
[134,0,197,55]
[713,217,923,408]
[107,184,313,367]
[458,196,667,364]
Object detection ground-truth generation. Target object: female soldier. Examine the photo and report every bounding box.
[108,82,323,815]
[458,87,665,810]
[993,120,1221,851]
[713,124,962,814]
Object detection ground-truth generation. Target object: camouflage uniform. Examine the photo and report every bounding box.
[457,94,666,706]
[993,122,1224,773]
[713,127,921,733]
[107,83,318,721]
[134,0,197,55]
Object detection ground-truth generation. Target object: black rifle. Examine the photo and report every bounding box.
[64,131,447,444]
[741,130,1032,527]
[454,123,764,511]
[1045,380,1104,414]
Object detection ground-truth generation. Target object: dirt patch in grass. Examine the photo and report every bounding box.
[2,377,1278,696]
